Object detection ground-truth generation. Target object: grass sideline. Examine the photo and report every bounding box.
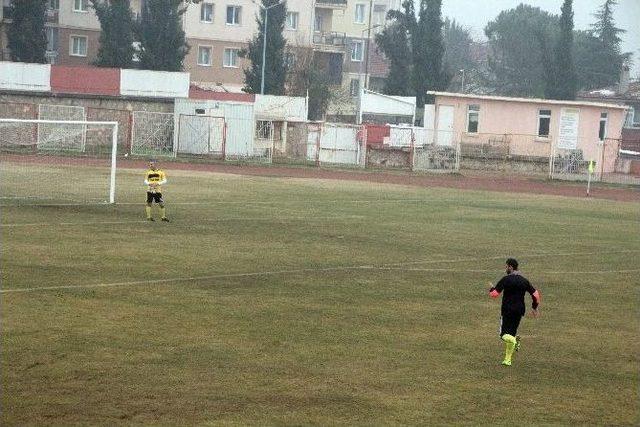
[1,166,639,425]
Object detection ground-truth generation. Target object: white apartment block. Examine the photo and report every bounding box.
[0,0,397,94]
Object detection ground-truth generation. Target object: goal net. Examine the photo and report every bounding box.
[0,118,119,205]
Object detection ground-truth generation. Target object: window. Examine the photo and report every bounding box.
[284,52,296,69]
[373,4,386,31]
[200,3,213,22]
[132,41,141,62]
[598,112,608,141]
[315,14,323,32]
[226,5,241,25]
[46,27,59,51]
[256,120,274,140]
[70,35,87,56]
[355,3,366,24]
[624,107,634,128]
[349,79,360,97]
[624,107,639,128]
[286,12,299,30]
[223,48,239,67]
[48,0,59,10]
[351,40,363,62]
[467,104,479,133]
[537,109,551,137]
[198,46,212,66]
[73,0,88,12]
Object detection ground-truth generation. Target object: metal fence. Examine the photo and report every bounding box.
[2,101,639,186]
[131,111,175,157]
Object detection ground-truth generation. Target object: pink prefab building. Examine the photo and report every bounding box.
[426,92,628,173]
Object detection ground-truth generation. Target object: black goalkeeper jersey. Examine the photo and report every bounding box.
[491,272,539,316]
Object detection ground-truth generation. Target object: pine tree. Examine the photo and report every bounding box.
[90,0,135,68]
[375,0,447,107]
[590,0,626,87]
[375,22,411,96]
[420,0,447,104]
[550,0,577,99]
[134,0,189,72]
[243,0,287,95]
[7,0,48,63]
[485,4,559,97]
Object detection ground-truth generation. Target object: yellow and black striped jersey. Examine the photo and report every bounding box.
[144,169,167,193]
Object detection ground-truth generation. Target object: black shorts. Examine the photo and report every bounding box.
[146,192,163,204]
[500,313,522,337]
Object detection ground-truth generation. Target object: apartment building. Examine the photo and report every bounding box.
[0,0,396,96]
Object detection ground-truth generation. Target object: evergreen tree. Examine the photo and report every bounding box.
[548,0,577,99]
[90,0,135,68]
[375,0,446,107]
[243,0,287,95]
[590,0,626,87]
[134,0,189,72]
[375,21,411,96]
[442,18,474,91]
[485,4,559,97]
[7,0,48,63]
[420,0,446,104]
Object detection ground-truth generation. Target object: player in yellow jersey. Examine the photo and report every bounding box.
[144,159,169,222]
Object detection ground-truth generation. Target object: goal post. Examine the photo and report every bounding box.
[0,118,119,204]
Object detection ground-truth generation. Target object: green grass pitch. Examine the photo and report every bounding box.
[1,165,639,425]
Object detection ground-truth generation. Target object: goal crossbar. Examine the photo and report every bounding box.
[0,118,119,204]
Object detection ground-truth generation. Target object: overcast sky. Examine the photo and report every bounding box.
[437,0,640,76]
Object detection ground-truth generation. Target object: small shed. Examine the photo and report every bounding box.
[426,92,628,173]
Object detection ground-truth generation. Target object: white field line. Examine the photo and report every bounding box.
[375,249,640,267]
[0,215,365,228]
[0,198,429,207]
[370,267,640,274]
[2,248,639,294]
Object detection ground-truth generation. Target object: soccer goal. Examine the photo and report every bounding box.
[0,118,119,205]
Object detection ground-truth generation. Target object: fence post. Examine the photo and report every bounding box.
[598,138,606,181]
[409,127,415,171]
[315,123,321,167]
[548,136,556,180]
[222,122,227,161]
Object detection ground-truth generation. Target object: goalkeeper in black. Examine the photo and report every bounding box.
[488,258,541,366]
[144,159,169,222]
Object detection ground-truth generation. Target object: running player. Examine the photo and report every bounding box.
[489,258,540,366]
[144,159,169,222]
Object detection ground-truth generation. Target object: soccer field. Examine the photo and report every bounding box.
[1,165,639,425]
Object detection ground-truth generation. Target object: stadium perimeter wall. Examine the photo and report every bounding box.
[0,92,173,153]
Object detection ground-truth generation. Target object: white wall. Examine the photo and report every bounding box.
[0,62,51,92]
[361,90,415,117]
[120,69,189,98]
[254,95,307,121]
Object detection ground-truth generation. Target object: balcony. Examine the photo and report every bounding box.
[313,31,346,51]
[45,50,59,65]
[315,0,347,9]
[46,8,59,24]
[2,6,12,20]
